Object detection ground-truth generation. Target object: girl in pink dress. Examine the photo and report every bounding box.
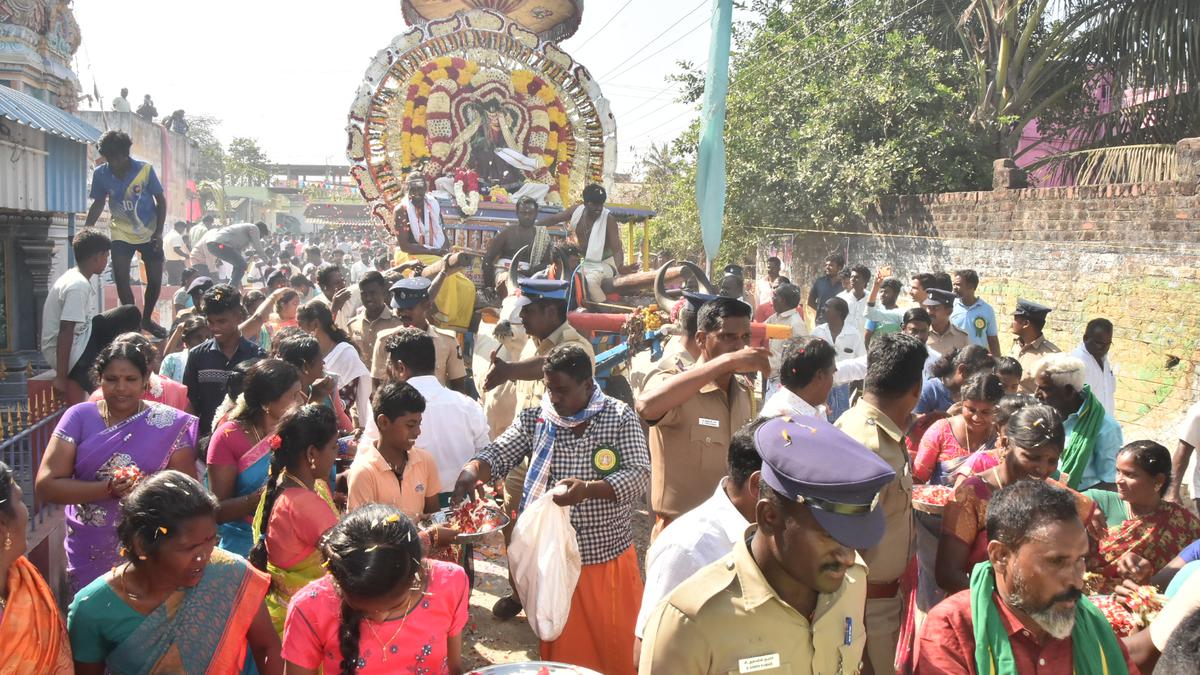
[912,373,1003,485]
[281,504,468,675]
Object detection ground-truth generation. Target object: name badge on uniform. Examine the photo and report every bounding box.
[738,653,781,673]
[698,417,720,428]
[592,444,620,475]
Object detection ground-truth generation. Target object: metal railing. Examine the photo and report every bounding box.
[0,391,66,532]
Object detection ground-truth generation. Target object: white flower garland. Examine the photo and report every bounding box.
[454,180,481,216]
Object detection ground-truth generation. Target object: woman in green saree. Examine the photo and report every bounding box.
[250,404,341,634]
[67,470,281,674]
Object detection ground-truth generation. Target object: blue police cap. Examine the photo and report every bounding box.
[921,287,956,308]
[390,276,431,309]
[755,415,896,550]
[518,277,570,302]
[1013,298,1052,320]
[681,291,719,311]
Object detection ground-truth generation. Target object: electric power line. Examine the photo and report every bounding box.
[596,0,709,81]
[602,16,712,84]
[573,0,637,51]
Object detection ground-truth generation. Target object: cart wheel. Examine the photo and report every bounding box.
[603,374,635,407]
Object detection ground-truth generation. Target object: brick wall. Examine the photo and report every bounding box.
[760,138,1200,444]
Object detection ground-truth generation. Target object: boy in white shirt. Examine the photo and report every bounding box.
[763,283,808,397]
[812,296,864,421]
[41,231,142,401]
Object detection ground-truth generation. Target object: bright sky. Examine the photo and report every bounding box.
[73,1,752,174]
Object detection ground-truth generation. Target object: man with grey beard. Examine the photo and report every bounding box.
[914,480,1136,674]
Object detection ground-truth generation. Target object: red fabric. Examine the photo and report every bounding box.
[754,301,773,323]
[914,590,1140,675]
[895,557,919,675]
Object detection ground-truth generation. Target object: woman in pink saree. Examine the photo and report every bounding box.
[37,341,198,592]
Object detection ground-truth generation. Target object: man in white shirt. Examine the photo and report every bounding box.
[349,247,374,284]
[836,264,871,344]
[111,88,131,113]
[763,283,808,397]
[1070,317,1117,415]
[812,296,865,421]
[761,337,838,419]
[1168,399,1200,511]
[41,231,141,401]
[634,421,763,661]
[313,263,362,329]
[382,327,490,503]
[162,220,191,285]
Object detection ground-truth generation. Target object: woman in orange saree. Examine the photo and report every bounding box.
[0,461,73,673]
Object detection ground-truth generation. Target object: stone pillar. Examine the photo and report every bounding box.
[992,158,1028,190]
[1177,138,1200,185]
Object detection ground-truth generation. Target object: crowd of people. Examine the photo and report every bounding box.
[8,128,1200,674]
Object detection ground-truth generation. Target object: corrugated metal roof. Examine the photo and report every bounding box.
[0,84,102,145]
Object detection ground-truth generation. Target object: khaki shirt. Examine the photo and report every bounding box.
[371,323,467,385]
[630,337,696,396]
[835,401,913,584]
[640,525,868,675]
[513,321,595,412]
[644,358,753,519]
[348,309,402,367]
[926,323,969,357]
[1011,335,1061,393]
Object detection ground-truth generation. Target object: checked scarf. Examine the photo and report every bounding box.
[969,561,1127,675]
[520,381,606,511]
[1059,385,1105,490]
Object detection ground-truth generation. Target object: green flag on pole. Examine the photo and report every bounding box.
[696,0,733,265]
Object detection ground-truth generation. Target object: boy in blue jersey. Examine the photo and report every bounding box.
[84,130,169,338]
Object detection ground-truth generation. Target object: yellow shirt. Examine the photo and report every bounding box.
[640,525,868,675]
[835,400,914,584]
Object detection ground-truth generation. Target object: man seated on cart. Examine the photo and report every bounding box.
[392,172,476,330]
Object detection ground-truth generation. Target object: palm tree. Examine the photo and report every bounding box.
[641,143,676,183]
[955,0,1199,182]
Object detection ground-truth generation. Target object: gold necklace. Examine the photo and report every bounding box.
[365,591,417,662]
[100,400,144,428]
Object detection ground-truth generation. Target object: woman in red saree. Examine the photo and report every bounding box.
[1084,441,1200,594]
[936,404,1098,594]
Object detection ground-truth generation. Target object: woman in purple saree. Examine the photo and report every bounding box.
[36,341,198,592]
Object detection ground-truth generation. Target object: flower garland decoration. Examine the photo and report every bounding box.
[488,186,512,203]
[454,168,481,216]
[268,434,282,450]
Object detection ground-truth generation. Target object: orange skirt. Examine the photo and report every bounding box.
[540,546,642,675]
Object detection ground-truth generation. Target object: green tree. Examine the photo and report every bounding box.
[226,137,271,186]
[187,115,226,184]
[642,0,990,266]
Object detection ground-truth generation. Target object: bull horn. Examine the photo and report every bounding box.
[654,259,682,310]
[679,260,717,295]
[508,245,529,292]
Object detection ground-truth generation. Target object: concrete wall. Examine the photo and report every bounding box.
[764,138,1200,443]
[76,111,198,225]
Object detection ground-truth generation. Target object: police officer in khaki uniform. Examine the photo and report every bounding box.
[834,332,929,675]
[640,416,896,674]
[923,288,970,357]
[371,276,468,392]
[1009,298,1059,393]
[481,277,595,620]
[637,296,769,540]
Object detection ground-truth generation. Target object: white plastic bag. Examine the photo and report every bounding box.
[508,485,582,640]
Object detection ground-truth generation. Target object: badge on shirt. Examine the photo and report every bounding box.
[592,444,619,475]
[738,653,781,673]
[698,417,720,428]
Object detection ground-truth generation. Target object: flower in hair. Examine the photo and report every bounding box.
[268,435,282,450]
[158,526,168,535]
[384,514,401,524]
